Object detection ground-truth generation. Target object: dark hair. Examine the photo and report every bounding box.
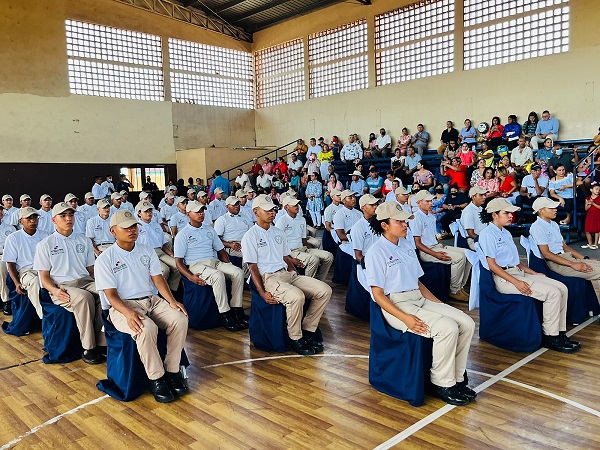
[419,161,429,170]
[177,179,185,187]
[525,111,539,126]
[369,133,376,142]
[386,170,394,177]
[492,116,501,125]
[402,127,408,132]
[188,177,193,184]
[543,110,550,114]
[483,167,495,178]
[94,175,102,181]
[508,114,517,122]
[479,198,494,224]
[214,170,222,176]
[464,118,473,131]
[368,215,389,236]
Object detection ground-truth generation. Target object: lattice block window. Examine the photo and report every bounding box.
[375,0,454,50]
[310,55,368,98]
[65,19,164,100]
[255,39,305,108]
[464,0,568,27]
[170,73,253,109]
[309,20,368,66]
[464,6,569,70]
[377,35,454,85]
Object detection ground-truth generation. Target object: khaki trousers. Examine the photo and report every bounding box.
[49,277,106,349]
[189,259,243,313]
[419,244,471,294]
[384,290,475,388]
[108,295,188,380]
[547,253,600,281]
[225,247,250,278]
[493,267,568,335]
[262,269,332,340]
[155,248,181,291]
[307,237,322,250]
[0,261,9,303]
[19,269,43,319]
[97,243,112,253]
[290,246,334,282]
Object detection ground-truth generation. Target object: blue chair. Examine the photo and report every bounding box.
[40,288,82,363]
[478,263,542,352]
[528,252,600,324]
[369,300,433,407]
[345,261,371,321]
[332,247,353,285]
[322,230,338,256]
[1,275,40,336]
[181,277,222,330]
[419,261,451,303]
[229,254,243,270]
[97,310,190,401]
[248,277,322,352]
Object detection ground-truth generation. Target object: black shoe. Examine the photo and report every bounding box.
[97,345,107,358]
[232,307,249,329]
[165,371,188,397]
[559,332,581,350]
[303,330,324,354]
[221,311,242,332]
[542,335,579,353]
[289,337,316,356]
[456,380,477,401]
[150,376,175,403]
[81,348,104,365]
[431,384,471,406]
[3,301,12,316]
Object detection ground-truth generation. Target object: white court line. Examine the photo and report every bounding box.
[374,315,598,450]
[200,353,369,369]
[0,395,109,450]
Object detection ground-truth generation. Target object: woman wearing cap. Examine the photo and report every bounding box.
[366,201,476,406]
[478,198,579,353]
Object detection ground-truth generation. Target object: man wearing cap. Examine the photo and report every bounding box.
[137,201,181,292]
[195,191,214,225]
[530,197,600,282]
[95,209,188,403]
[34,203,105,364]
[390,186,412,215]
[213,196,253,276]
[0,207,16,314]
[169,197,190,238]
[92,176,107,201]
[351,194,380,263]
[158,186,178,210]
[410,190,471,302]
[4,207,49,318]
[86,199,115,256]
[109,192,125,216]
[78,193,97,222]
[237,189,255,224]
[1,195,17,226]
[10,194,33,229]
[174,201,246,331]
[349,171,366,198]
[365,168,384,197]
[101,175,115,197]
[208,188,227,221]
[460,186,488,250]
[160,193,178,232]
[323,189,342,234]
[120,191,135,213]
[242,194,331,355]
[186,189,197,202]
[37,194,54,235]
[64,193,88,235]
[333,190,363,243]
[515,164,549,223]
[275,197,334,282]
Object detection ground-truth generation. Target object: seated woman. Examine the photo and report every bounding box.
[470,159,487,187]
[440,184,469,235]
[390,149,406,180]
[272,168,288,193]
[499,155,517,178]
[485,116,504,150]
[441,157,469,193]
[413,162,434,191]
[382,171,396,198]
[549,163,576,225]
[478,198,580,354]
[325,173,344,206]
[475,141,495,168]
[365,133,377,159]
[318,143,335,180]
[396,128,412,155]
[365,202,476,406]
[476,167,501,198]
[502,114,522,150]
[273,157,288,177]
[497,166,519,204]
[431,184,447,238]
[458,119,477,150]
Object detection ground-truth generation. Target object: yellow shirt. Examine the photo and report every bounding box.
[318,150,334,162]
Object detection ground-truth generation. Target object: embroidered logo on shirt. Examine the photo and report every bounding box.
[258,238,267,248]
[75,244,85,253]
[274,235,283,244]
[140,255,151,267]
[207,231,213,239]
[112,260,128,273]
[50,245,65,256]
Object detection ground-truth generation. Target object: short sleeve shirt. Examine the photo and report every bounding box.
[241,224,289,274]
[410,209,438,247]
[208,199,228,220]
[37,209,54,235]
[529,217,564,255]
[324,203,342,226]
[0,223,16,254]
[3,229,49,271]
[461,203,487,235]
[333,207,363,232]
[478,223,520,267]
[351,217,376,254]
[173,223,223,265]
[169,211,190,232]
[137,220,167,249]
[33,232,95,283]
[522,174,549,197]
[213,213,252,242]
[86,215,115,244]
[274,214,306,250]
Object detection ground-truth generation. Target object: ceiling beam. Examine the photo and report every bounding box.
[227,0,294,23]
[246,0,344,31]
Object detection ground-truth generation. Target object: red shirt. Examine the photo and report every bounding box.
[446,168,468,189]
[274,162,288,175]
[249,164,262,175]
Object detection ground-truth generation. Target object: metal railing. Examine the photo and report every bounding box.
[207,139,301,183]
[572,142,600,229]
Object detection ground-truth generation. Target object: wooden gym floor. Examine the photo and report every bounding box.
[1,264,600,449]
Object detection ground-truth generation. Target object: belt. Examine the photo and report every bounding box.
[501,265,518,270]
[98,242,114,245]
[123,296,151,301]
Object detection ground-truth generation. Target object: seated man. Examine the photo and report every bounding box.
[515,164,549,223]
[37,194,54,235]
[0,207,16,314]
[3,207,48,318]
[241,194,332,355]
[174,201,246,331]
[160,193,178,232]
[510,137,534,176]
[136,201,181,292]
[77,192,97,222]
[186,189,197,202]
[213,196,253,276]
[109,192,125,215]
[390,186,412,215]
[10,194,33,229]
[196,191,214,225]
[34,202,105,364]
[86,199,115,256]
[169,197,189,238]
[459,186,488,250]
[530,197,600,282]
[333,190,363,243]
[95,210,189,404]
[531,110,559,150]
[350,194,379,263]
[237,189,255,224]
[120,191,135,213]
[275,196,334,281]
[64,193,88,235]
[208,188,227,221]
[410,190,471,302]
[323,189,342,236]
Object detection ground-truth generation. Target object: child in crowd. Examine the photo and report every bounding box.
[583,182,600,249]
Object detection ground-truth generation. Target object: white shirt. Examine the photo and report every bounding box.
[479,223,520,267]
[522,174,549,197]
[333,207,363,232]
[241,224,289,275]
[78,204,97,222]
[365,236,424,295]
[240,203,256,223]
[376,134,392,150]
[86,215,115,245]
[461,203,487,235]
[173,223,223,265]
[324,202,342,226]
[275,214,306,250]
[169,211,190,233]
[511,146,534,167]
[235,173,249,188]
[208,199,227,221]
[214,213,252,242]
[351,217,376,254]
[2,207,17,226]
[37,209,54,235]
[160,203,178,222]
[529,217,564,255]
[410,209,438,247]
[73,211,88,235]
[33,232,95,283]
[0,222,16,254]
[101,180,115,195]
[288,159,303,172]
[95,243,162,308]
[256,174,273,189]
[92,183,107,200]
[137,220,167,249]
[3,229,48,271]
[122,201,135,213]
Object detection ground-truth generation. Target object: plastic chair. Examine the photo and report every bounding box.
[344,260,371,321]
[40,288,82,363]
[181,277,222,330]
[1,275,40,336]
[419,261,451,303]
[449,219,469,249]
[96,310,190,401]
